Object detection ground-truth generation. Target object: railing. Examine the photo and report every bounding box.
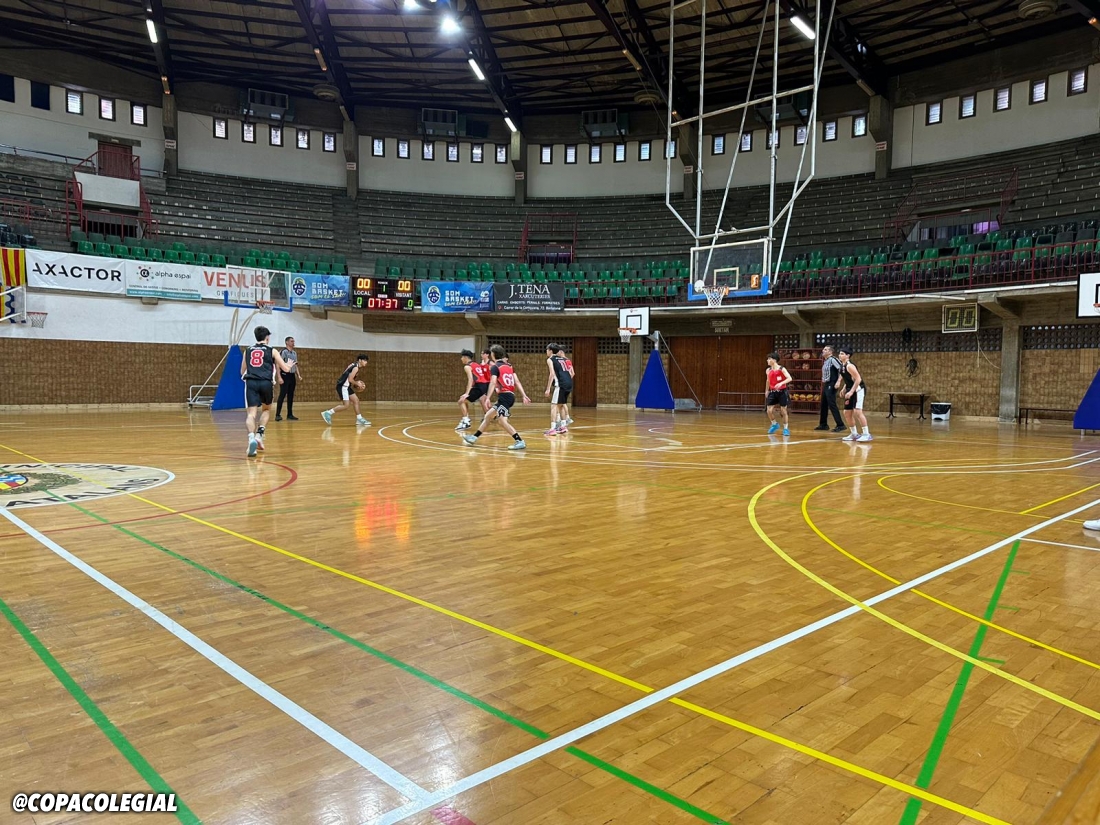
[75,146,141,182]
[0,143,163,178]
[0,196,55,230]
[520,212,577,263]
[887,166,1019,242]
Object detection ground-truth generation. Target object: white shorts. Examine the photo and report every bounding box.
[844,387,865,411]
[340,383,351,401]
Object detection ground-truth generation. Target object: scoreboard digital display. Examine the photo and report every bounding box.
[351,277,415,311]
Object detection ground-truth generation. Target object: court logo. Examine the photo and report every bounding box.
[292,276,308,298]
[0,463,174,508]
[426,284,442,305]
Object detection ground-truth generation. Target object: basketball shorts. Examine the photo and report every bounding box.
[551,385,571,405]
[766,389,789,408]
[494,392,516,418]
[337,382,356,401]
[844,387,865,411]
[245,379,273,408]
[467,383,489,402]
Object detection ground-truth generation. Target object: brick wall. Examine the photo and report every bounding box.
[597,354,629,404]
[1021,349,1100,408]
[854,351,1002,417]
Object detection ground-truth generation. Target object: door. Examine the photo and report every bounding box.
[571,337,597,406]
[667,335,774,409]
[98,142,135,179]
[717,335,774,406]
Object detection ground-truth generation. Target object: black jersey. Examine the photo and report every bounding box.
[338,362,359,387]
[550,355,573,391]
[244,344,274,381]
[841,361,865,392]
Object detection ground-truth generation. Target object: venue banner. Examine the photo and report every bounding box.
[288,273,350,306]
[125,260,203,301]
[492,282,565,312]
[26,250,126,295]
[420,281,493,313]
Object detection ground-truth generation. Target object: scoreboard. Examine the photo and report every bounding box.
[351,277,415,311]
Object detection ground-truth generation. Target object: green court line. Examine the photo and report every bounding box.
[897,540,1021,825]
[55,497,729,825]
[0,594,200,825]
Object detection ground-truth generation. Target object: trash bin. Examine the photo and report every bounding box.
[931,402,951,421]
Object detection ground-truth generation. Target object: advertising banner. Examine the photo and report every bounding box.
[492,282,565,312]
[288,273,350,307]
[420,281,493,313]
[125,260,202,301]
[26,250,126,295]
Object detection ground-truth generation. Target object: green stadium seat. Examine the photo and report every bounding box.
[164,250,180,263]
[77,240,93,255]
[212,254,227,267]
[243,256,258,268]
[180,251,195,264]
[113,244,130,258]
[131,246,148,261]
[94,242,111,256]
[196,253,210,266]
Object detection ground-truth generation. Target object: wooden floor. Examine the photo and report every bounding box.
[4,404,1100,825]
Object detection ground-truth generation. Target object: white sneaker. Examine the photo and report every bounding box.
[857,433,874,442]
[841,433,859,441]
[566,418,574,425]
[1085,519,1100,531]
[247,435,258,457]
[456,419,471,431]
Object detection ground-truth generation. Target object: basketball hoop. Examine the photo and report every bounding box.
[256,300,275,314]
[27,312,47,328]
[701,285,729,307]
[618,326,638,343]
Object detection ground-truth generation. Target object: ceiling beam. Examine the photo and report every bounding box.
[582,0,689,116]
[289,0,356,119]
[619,0,692,114]
[1059,0,1100,29]
[780,0,889,97]
[462,0,523,127]
[148,0,177,93]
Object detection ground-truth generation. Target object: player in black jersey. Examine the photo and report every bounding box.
[241,326,297,456]
[543,343,574,435]
[322,354,371,426]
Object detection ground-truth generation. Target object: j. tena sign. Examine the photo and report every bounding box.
[492,282,565,312]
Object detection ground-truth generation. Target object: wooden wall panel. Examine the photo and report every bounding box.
[571,337,598,406]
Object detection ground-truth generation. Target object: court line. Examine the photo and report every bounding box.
[0,503,429,805]
[802,478,1100,673]
[877,475,1090,524]
[0,441,1077,823]
[1023,537,1100,554]
[0,593,201,825]
[898,542,1021,825]
[1020,480,1100,514]
[751,480,1100,721]
[53,496,728,825]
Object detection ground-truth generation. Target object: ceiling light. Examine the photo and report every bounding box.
[790,15,815,40]
[146,18,158,44]
[468,57,485,81]
[504,116,517,133]
[402,0,419,10]
[314,47,328,72]
[623,49,642,72]
[440,14,461,34]
[161,75,171,94]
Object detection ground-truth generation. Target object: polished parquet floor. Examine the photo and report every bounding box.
[3,405,1100,825]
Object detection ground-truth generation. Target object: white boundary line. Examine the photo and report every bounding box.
[1023,537,1100,553]
[0,506,430,805]
[372,495,1100,824]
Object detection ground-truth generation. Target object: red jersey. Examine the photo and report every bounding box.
[767,367,787,390]
[471,362,491,384]
[491,360,517,394]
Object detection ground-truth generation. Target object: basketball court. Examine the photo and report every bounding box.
[4,406,1100,824]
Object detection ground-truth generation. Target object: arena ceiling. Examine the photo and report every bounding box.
[0,0,1093,118]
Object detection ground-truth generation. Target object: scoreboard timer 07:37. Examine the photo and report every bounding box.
[351,277,416,311]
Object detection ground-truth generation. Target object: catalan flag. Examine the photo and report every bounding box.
[1,247,26,321]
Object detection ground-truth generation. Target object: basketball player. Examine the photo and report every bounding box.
[835,346,872,442]
[241,326,297,456]
[560,349,575,426]
[765,353,793,437]
[457,349,491,430]
[462,344,531,450]
[322,354,371,426]
[543,343,574,435]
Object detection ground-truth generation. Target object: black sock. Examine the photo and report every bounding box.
[512,433,522,441]
[258,426,266,436]
[473,430,483,437]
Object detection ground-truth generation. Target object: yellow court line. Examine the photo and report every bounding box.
[803,477,1100,674]
[749,474,1100,724]
[877,475,1087,524]
[1020,481,1100,515]
[0,441,1006,823]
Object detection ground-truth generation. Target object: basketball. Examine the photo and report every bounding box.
[355,380,365,391]
[694,279,705,292]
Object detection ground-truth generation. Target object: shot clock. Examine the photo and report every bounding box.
[351,277,415,311]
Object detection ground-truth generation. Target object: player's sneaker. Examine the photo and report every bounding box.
[1085,519,1100,530]
[508,440,526,450]
[356,416,371,426]
[768,423,780,434]
[456,419,471,431]
[544,427,559,436]
[841,432,859,441]
[565,417,574,425]
[462,434,479,445]
[255,436,265,451]
[321,410,333,425]
[782,428,790,437]
[556,425,569,434]
[857,433,874,442]
[247,435,258,457]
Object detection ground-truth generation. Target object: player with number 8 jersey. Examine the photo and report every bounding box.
[242,325,296,456]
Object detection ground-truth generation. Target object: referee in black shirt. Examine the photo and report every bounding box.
[275,336,303,421]
[816,344,846,431]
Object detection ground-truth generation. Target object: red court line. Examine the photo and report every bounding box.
[431,807,477,825]
[0,454,298,540]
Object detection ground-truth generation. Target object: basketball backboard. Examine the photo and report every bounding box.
[618,305,650,336]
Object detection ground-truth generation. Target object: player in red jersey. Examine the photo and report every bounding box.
[457,349,492,430]
[765,352,793,437]
[462,344,531,450]
[560,349,575,426]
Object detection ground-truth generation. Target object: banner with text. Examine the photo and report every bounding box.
[125,260,203,301]
[492,282,566,312]
[420,281,493,313]
[288,274,350,306]
[26,250,126,295]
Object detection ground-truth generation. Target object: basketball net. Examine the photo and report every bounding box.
[701,285,729,307]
